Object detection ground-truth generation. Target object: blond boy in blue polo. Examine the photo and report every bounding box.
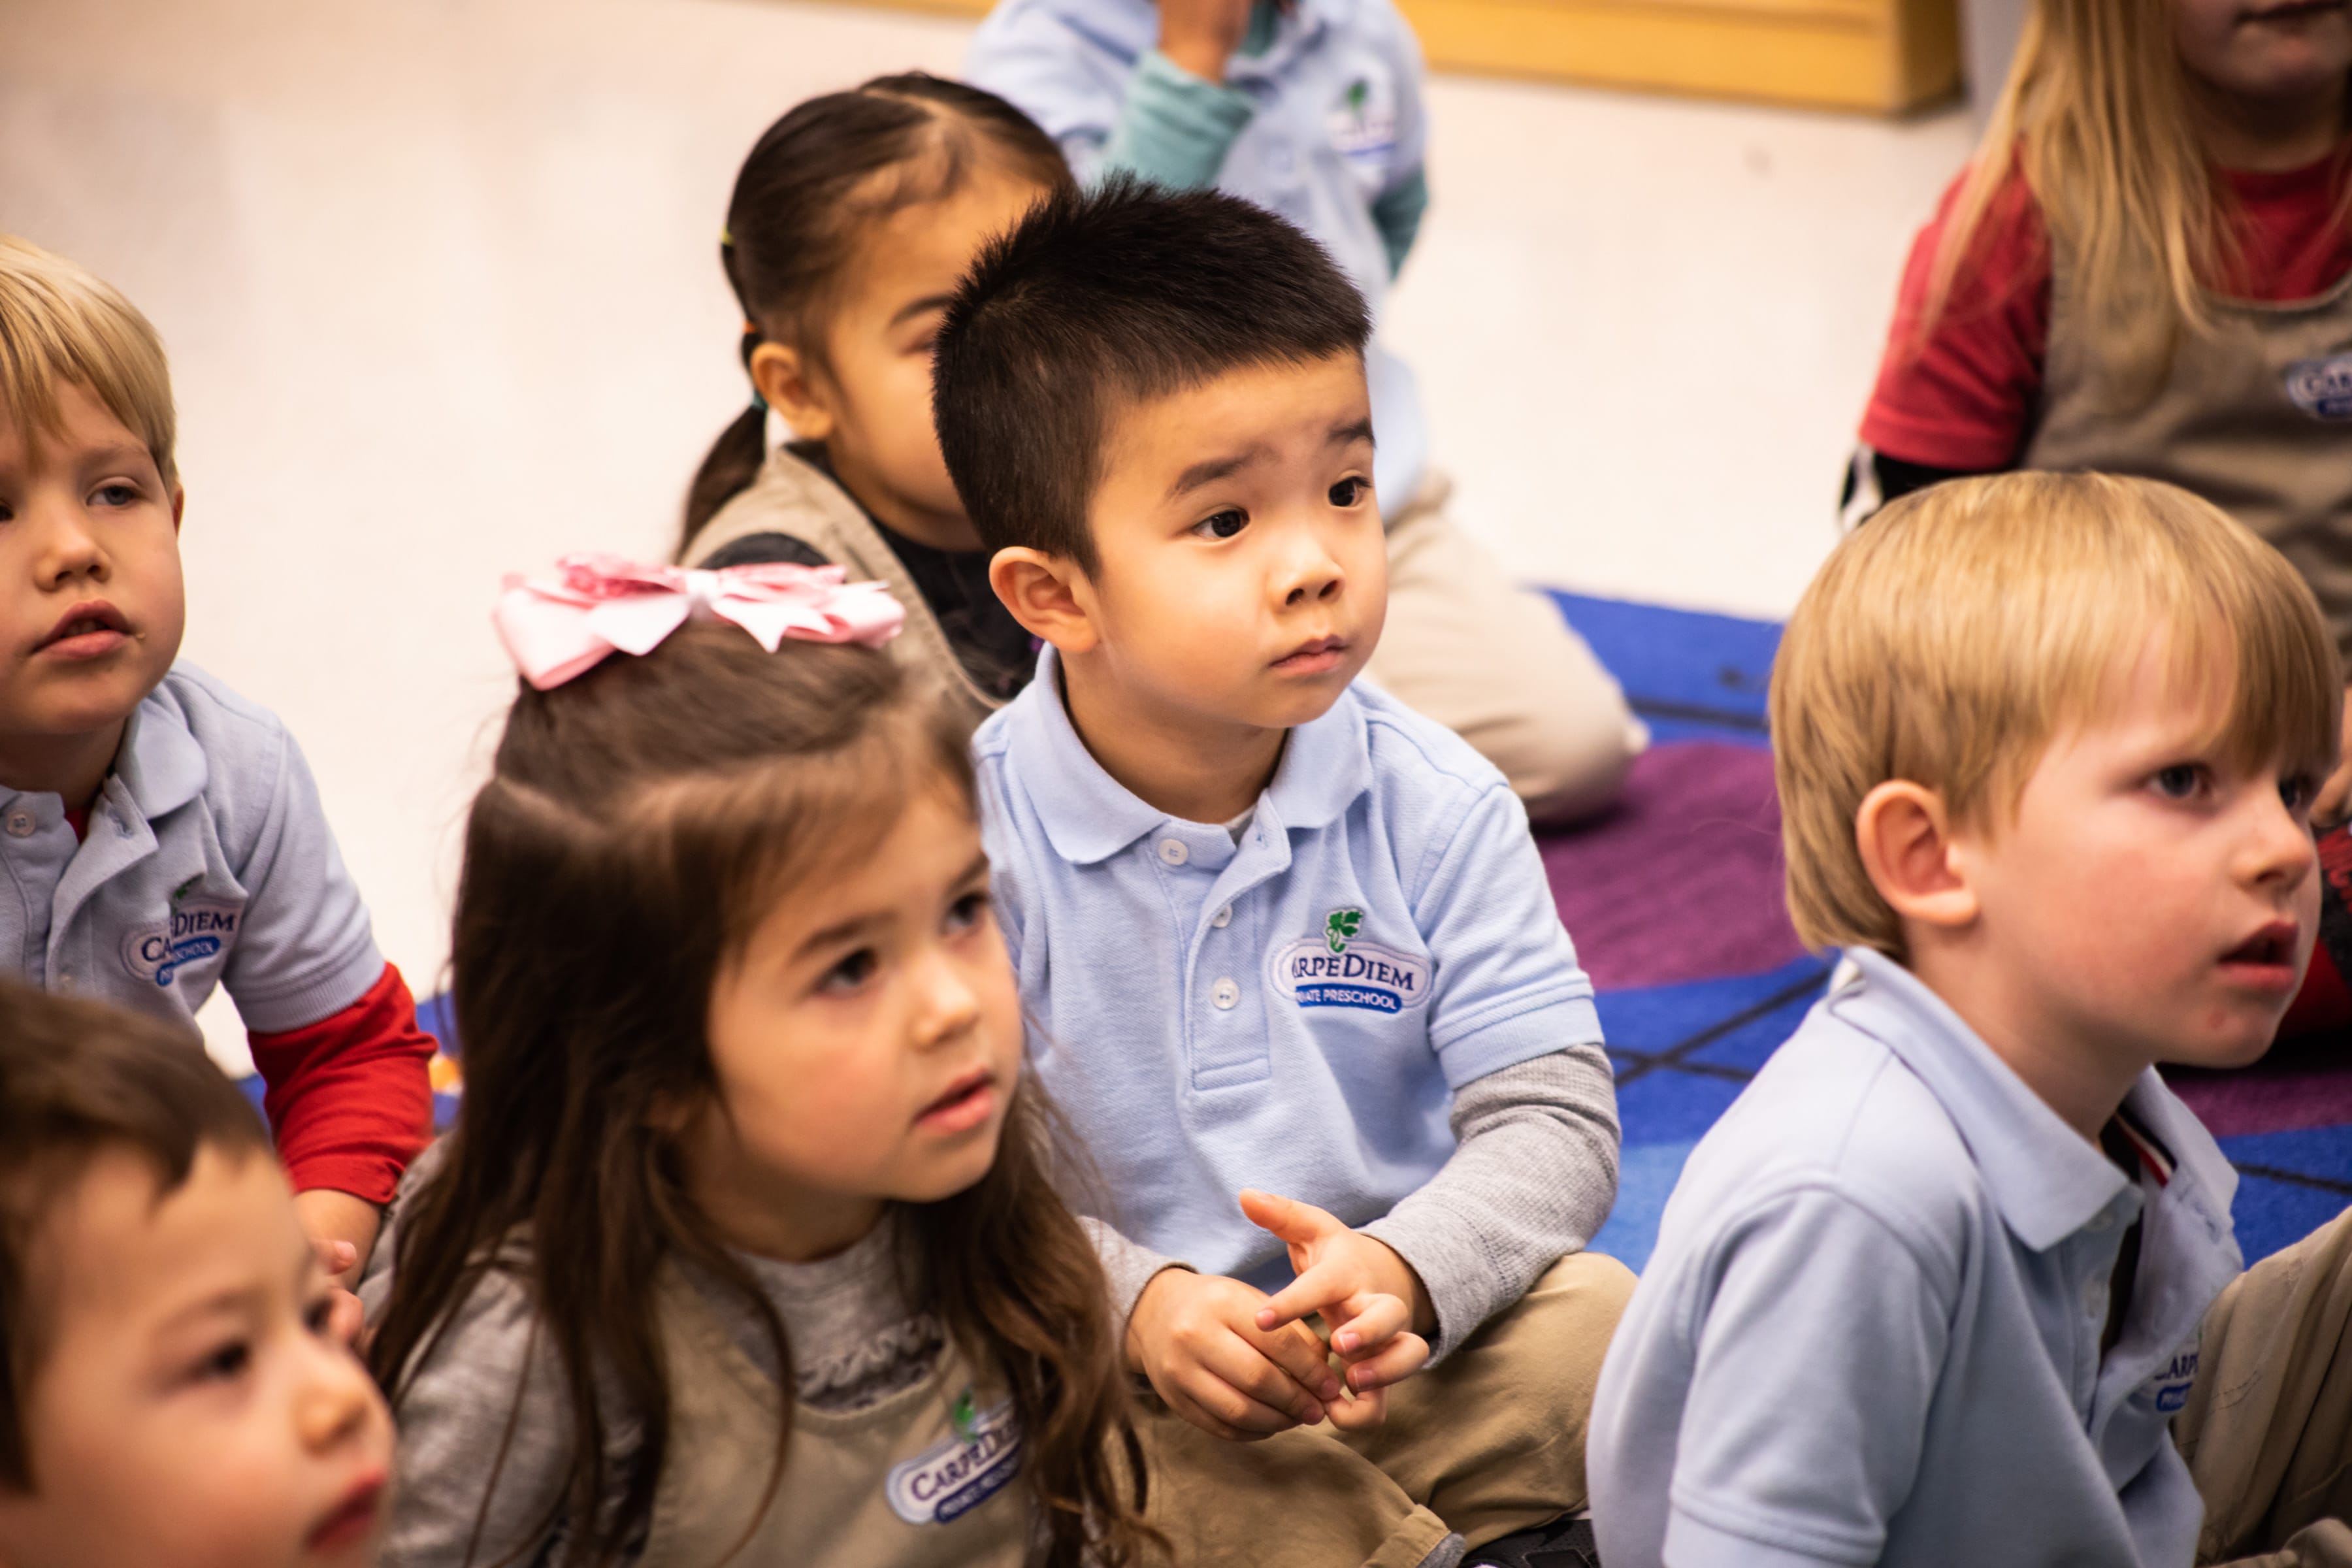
[1590,472,2352,1568]
[935,179,1633,1566]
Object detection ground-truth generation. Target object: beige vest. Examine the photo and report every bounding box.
[2023,252,2352,658]
[635,1275,1029,1568]
[683,443,1002,728]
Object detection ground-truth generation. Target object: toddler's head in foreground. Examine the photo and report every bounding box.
[0,981,391,1568]
[1773,472,2341,1131]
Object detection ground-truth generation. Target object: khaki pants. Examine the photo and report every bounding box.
[1139,1252,1637,1567]
[1369,478,1646,829]
[2180,1205,2352,1567]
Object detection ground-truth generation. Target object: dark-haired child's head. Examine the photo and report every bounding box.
[0,982,391,1568]
[683,74,1072,554]
[934,178,1381,741]
[373,618,1151,1567]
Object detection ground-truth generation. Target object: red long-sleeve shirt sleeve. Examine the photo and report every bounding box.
[245,962,434,1205]
[1858,164,2052,473]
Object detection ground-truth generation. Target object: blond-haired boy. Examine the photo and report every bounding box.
[0,236,433,1273]
[1589,473,2352,1568]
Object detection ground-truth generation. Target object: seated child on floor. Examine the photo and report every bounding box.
[966,0,1646,824]
[1591,472,2352,1568]
[1842,0,2352,1034]
[934,178,1632,1567]
[676,73,1071,727]
[367,569,1158,1567]
[0,237,433,1275]
[0,979,394,1568]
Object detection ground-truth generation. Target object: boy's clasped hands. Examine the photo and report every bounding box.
[1126,1189,1432,1440]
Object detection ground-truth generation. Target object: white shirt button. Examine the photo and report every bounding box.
[1157,838,1188,866]
[1211,977,1241,1010]
[1211,906,1232,928]
[4,810,33,838]
[2082,1280,2105,1318]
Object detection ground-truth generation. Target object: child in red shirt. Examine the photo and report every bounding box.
[1850,0,2352,1033]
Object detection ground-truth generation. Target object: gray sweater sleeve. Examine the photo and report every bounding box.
[378,1267,588,1568]
[1079,1216,1190,1330]
[1359,1045,1620,1361]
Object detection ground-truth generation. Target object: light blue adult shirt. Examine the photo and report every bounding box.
[1589,948,2241,1568]
[0,662,384,1036]
[974,647,1605,1286]
[966,0,1434,517]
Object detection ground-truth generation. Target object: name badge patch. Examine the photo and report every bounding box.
[885,1400,1021,1527]
[2285,353,2352,419]
[121,901,242,988]
[2150,1347,2198,1415]
[1269,907,1432,1015]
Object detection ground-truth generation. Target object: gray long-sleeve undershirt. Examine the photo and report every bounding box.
[1093,1045,1620,1360]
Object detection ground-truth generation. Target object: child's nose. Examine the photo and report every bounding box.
[296,1337,387,1454]
[2245,789,2320,887]
[31,498,106,586]
[912,947,983,1046]
[1275,536,1345,609]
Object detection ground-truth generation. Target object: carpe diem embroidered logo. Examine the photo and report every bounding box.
[885,1396,1021,1527]
[1328,74,1397,161]
[121,897,242,988]
[2149,1347,2198,1415]
[2285,353,2352,419]
[1269,907,1432,1014]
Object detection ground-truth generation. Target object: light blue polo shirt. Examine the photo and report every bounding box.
[1589,947,2242,1568]
[966,0,1433,516]
[0,662,384,1037]
[974,647,1603,1285]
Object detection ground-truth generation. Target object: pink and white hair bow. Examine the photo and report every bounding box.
[493,553,906,690]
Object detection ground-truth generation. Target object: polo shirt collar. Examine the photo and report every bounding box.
[110,683,208,825]
[1835,948,2134,1252]
[1007,645,1373,865]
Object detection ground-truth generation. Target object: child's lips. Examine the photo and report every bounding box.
[915,1070,998,1135]
[2218,920,2302,990]
[304,1472,386,1554]
[1272,635,1347,674]
[33,600,132,661]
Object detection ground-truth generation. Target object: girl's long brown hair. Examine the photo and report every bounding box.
[1927,0,2352,393]
[368,619,1153,1567]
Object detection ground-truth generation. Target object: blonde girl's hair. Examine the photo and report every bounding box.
[0,236,178,487]
[1772,472,2343,958]
[369,620,1157,1568]
[1925,0,2351,388]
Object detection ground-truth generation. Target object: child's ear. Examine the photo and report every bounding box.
[747,341,833,443]
[170,483,184,536]
[989,547,1100,655]
[1854,781,1980,930]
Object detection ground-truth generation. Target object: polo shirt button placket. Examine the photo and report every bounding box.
[2081,1279,2105,1320]
[4,810,33,839]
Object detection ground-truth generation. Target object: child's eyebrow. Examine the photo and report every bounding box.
[155,1283,267,1333]
[1325,417,1375,449]
[1166,445,1272,501]
[888,293,958,328]
[794,910,891,957]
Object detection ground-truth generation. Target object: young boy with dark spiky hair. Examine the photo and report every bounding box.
[934,174,1631,1567]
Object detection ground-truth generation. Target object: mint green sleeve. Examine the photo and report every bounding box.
[1371,164,1428,278]
[1102,49,1256,192]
